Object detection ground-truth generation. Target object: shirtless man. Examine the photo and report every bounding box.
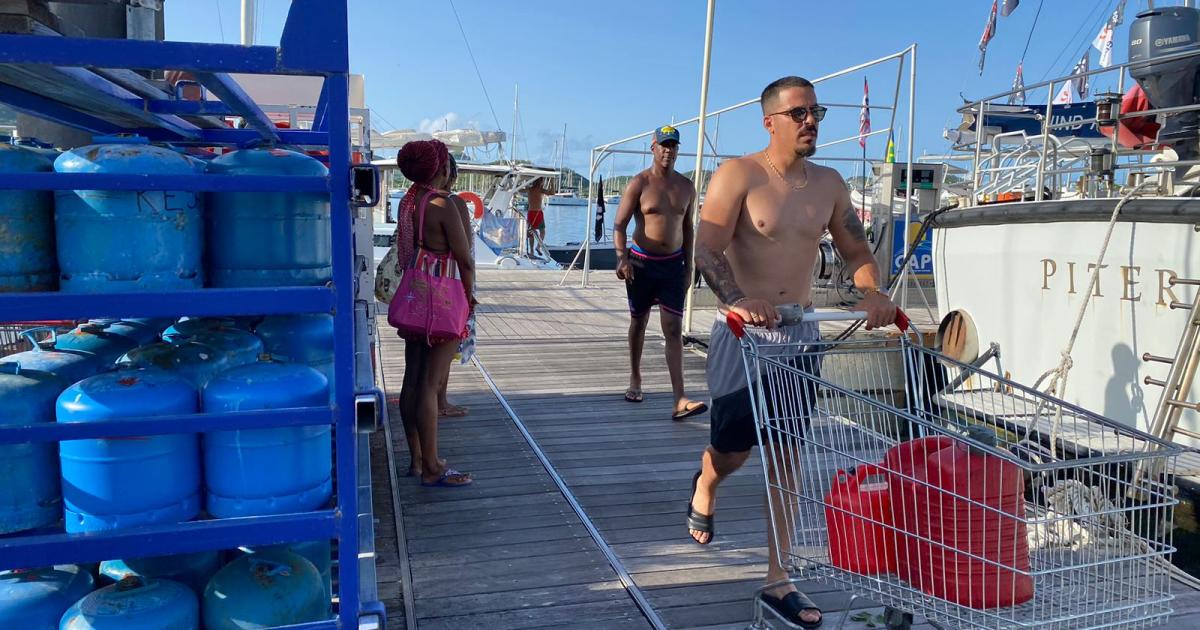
[614,125,708,420]
[687,77,898,628]
[526,178,548,252]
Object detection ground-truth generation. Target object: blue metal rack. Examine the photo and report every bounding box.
[0,2,382,628]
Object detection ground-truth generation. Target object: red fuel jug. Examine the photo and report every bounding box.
[922,429,1033,609]
[883,435,955,587]
[824,464,896,575]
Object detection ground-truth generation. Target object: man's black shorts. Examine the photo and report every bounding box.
[625,244,686,317]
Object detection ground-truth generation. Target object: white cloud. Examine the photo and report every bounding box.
[418,112,459,133]
[416,112,486,133]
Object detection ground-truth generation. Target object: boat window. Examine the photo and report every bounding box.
[372,233,395,248]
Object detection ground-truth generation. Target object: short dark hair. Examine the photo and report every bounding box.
[761,76,814,113]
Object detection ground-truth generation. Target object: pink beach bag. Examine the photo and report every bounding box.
[387,191,469,342]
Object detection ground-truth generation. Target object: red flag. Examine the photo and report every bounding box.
[858,78,870,149]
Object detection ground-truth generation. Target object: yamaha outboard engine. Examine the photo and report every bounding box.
[1129,6,1200,171]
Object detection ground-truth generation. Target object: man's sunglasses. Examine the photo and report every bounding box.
[768,105,828,123]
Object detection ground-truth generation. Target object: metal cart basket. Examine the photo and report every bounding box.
[727,311,1184,630]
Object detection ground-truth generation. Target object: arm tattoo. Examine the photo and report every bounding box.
[841,205,868,243]
[696,244,746,305]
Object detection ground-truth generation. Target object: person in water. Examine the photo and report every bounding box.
[613,125,708,421]
[688,76,898,628]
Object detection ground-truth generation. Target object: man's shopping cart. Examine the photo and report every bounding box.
[727,310,1184,630]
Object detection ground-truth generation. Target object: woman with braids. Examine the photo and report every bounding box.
[393,140,475,487]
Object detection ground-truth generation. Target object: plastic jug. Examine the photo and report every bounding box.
[883,435,955,586]
[824,464,896,576]
[922,428,1032,609]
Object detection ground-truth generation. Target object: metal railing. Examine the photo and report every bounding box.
[557,46,919,334]
[957,46,1200,206]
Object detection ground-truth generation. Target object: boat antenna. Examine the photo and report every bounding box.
[447,0,506,155]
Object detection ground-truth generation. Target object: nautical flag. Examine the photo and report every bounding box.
[858,77,870,149]
[1054,79,1075,105]
[978,0,999,75]
[1008,61,1025,105]
[885,133,896,163]
[594,175,605,243]
[1072,52,1090,99]
[1092,0,1125,68]
[1001,0,1019,16]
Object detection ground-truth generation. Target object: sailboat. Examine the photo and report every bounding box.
[931,5,1200,472]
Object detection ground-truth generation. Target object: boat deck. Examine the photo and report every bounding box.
[370,269,1200,629]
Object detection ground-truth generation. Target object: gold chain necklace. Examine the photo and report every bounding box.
[763,151,808,190]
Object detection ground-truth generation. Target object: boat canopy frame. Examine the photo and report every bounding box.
[558,46,919,333]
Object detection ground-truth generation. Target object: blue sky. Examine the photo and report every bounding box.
[165,0,1140,177]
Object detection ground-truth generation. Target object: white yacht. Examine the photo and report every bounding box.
[930,6,1200,464]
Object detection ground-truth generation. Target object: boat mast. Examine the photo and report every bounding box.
[510,84,519,164]
[559,123,567,190]
[682,0,716,335]
[241,0,255,45]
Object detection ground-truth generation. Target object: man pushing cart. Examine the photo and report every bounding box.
[692,75,1183,629]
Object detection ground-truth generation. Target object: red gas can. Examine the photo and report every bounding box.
[922,434,1033,609]
[883,435,955,586]
[824,464,896,575]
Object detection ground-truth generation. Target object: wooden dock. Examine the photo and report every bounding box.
[369,269,1200,629]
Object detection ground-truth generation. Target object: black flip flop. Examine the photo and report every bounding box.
[686,470,714,545]
[624,389,643,403]
[672,401,708,421]
[760,590,823,629]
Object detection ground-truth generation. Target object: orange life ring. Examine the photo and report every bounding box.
[459,191,485,220]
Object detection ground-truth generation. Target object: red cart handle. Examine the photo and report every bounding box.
[725,307,910,339]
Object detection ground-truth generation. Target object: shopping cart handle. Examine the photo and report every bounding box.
[725,307,910,338]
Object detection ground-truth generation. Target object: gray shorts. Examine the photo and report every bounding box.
[706,305,822,453]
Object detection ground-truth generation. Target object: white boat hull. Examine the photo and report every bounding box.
[934,208,1200,446]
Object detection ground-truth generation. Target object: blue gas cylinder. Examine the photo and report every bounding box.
[12,137,61,161]
[0,565,95,630]
[183,327,263,367]
[57,369,200,533]
[0,144,56,292]
[0,363,63,533]
[86,319,169,346]
[254,314,334,383]
[60,576,197,630]
[206,148,331,287]
[119,341,232,389]
[1,328,100,387]
[243,538,332,602]
[161,317,260,344]
[54,136,203,293]
[99,551,219,596]
[53,323,140,369]
[202,361,331,517]
[202,550,326,629]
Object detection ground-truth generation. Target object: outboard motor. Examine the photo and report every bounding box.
[1129,6,1200,174]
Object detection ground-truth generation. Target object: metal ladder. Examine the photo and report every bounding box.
[1139,276,1200,591]
[1142,277,1200,445]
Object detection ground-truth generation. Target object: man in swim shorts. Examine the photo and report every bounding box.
[614,124,707,421]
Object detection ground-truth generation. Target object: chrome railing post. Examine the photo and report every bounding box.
[1035,81,1054,201]
[972,100,985,206]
